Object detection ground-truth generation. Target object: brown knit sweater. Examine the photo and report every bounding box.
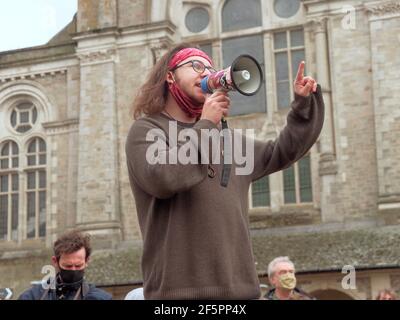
[125,87,324,299]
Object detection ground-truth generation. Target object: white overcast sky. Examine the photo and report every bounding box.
[0,0,77,52]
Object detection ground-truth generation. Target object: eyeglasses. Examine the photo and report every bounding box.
[171,60,217,74]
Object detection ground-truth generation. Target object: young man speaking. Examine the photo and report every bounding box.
[126,43,324,300]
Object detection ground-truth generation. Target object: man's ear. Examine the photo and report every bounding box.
[51,256,58,269]
[166,71,175,85]
[85,257,90,268]
[269,276,276,287]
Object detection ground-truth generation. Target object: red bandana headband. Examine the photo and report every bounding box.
[168,48,213,70]
[167,48,213,118]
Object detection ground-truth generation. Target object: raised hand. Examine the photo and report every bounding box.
[294,61,318,97]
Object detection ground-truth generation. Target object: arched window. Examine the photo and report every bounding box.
[1,93,49,243]
[26,137,47,239]
[0,141,19,241]
[222,0,262,32]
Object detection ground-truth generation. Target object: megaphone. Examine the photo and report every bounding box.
[201,54,263,96]
[200,55,263,188]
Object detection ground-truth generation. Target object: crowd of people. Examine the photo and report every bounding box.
[10,229,397,301]
[4,44,397,301]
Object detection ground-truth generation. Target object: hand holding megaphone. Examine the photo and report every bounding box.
[200,91,231,125]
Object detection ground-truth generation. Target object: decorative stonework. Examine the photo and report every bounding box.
[306,17,328,34]
[0,69,66,84]
[42,118,79,136]
[77,49,118,66]
[365,1,400,20]
[150,42,170,65]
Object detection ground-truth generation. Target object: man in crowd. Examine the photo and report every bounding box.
[265,256,314,300]
[19,230,112,300]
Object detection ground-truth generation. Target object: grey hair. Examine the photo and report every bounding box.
[268,256,295,279]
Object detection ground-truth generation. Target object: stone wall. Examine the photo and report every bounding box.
[367,1,400,219]
[116,45,150,241]
[78,0,117,32]
[118,0,149,28]
[329,8,379,221]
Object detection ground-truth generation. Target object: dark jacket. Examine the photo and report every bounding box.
[18,279,112,300]
[265,287,315,300]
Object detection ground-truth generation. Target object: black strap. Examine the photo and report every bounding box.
[220,118,231,188]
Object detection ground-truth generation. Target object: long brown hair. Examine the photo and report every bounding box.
[131,42,196,120]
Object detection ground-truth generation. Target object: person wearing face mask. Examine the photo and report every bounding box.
[126,42,324,300]
[264,256,314,300]
[18,230,112,300]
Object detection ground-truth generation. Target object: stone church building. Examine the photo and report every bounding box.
[0,0,399,299]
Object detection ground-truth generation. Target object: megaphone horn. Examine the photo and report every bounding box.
[201,54,263,96]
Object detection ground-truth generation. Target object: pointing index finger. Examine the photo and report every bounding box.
[295,61,305,82]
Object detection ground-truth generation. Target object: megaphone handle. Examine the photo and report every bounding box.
[220,117,231,188]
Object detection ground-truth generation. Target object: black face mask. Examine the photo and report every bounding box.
[58,268,85,285]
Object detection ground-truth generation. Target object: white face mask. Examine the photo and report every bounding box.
[278,273,297,290]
